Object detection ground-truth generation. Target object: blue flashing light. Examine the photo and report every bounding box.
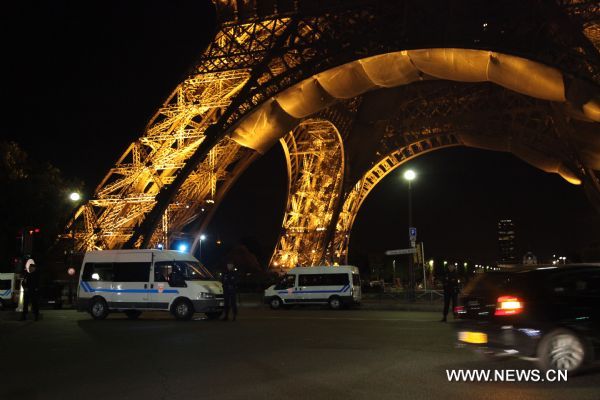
[178,243,188,253]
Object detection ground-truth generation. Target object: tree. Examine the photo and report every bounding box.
[0,141,82,271]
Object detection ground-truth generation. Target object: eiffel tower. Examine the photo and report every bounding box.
[65,0,600,270]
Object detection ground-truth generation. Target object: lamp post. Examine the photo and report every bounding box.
[68,191,81,305]
[403,169,416,301]
[198,234,206,261]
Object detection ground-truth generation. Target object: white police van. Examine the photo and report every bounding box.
[77,250,224,320]
[264,266,361,310]
[0,273,18,310]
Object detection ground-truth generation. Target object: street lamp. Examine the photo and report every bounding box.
[198,234,206,261]
[69,192,81,202]
[403,169,416,301]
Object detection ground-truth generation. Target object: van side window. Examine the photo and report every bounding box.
[299,274,349,286]
[82,263,114,282]
[352,274,361,286]
[274,275,296,290]
[113,262,151,282]
[0,279,11,290]
[154,262,185,287]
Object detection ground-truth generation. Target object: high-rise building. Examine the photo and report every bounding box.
[498,219,516,265]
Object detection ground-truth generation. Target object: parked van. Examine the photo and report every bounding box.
[77,250,223,320]
[264,266,361,310]
[0,273,18,310]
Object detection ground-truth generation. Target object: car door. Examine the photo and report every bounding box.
[274,274,298,303]
[111,254,152,308]
[151,260,182,310]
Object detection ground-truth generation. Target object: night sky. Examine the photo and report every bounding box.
[3,1,599,267]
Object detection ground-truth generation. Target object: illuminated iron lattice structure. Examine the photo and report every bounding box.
[66,0,600,271]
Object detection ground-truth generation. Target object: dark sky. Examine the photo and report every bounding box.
[3,1,599,267]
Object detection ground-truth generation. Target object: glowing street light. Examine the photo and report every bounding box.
[69,192,81,202]
[403,169,416,181]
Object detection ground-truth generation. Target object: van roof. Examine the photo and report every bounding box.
[83,249,198,263]
[287,265,358,274]
[0,273,15,279]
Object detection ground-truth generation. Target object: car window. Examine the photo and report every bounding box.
[275,275,296,290]
[0,280,11,290]
[299,274,349,286]
[82,262,114,282]
[549,269,600,296]
[113,262,151,282]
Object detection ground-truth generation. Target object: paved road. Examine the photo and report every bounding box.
[1,308,598,400]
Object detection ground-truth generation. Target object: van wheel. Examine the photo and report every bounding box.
[124,310,142,320]
[172,299,194,321]
[205,312,222,320]
[269,297,283,310]
[537,328,587,374]
[89,297,109,320]
[328,296,342,310]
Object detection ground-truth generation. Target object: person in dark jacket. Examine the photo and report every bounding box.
[441,264,459,322]
[20,262,40,321]
[221,263,238,321]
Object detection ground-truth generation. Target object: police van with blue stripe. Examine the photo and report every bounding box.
[264,266,361,310]
[0,273,18,310]
[77,250,224,320]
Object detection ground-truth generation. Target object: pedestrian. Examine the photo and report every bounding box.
[20,261,40,321]
[441,264,459,322]
[221,263,238,321]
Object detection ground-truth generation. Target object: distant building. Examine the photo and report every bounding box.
[498,219,517,265]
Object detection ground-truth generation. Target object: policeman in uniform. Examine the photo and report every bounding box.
[20,261,40,321]
[441,264,459,322]
[221,263,238,321]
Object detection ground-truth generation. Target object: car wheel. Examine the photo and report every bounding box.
[172,298,194,321]
[205,312,222,320]
[89,297,109,320]
[537,328,587,373]
[124,310,142,320]
[328,296,342,310]
[269,297,282,310]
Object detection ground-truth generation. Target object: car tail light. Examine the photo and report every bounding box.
[494,295,524,316]
[454,306,465,315]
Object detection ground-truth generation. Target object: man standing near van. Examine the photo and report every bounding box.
[441,264,459,322]
[221,263,238,321]
[20,262,40,321]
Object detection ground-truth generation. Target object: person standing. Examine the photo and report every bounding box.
[20,262,40,321]
[221,263,238,321]
[441,264,459,322]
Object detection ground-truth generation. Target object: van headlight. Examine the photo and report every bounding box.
[198,292,215,300]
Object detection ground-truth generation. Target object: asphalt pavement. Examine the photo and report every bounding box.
[1,308,598,400]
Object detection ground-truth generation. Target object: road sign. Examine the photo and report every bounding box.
[409,227,417,240]
[385,248,417,256]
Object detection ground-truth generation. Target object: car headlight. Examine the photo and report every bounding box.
[198,292,215,300]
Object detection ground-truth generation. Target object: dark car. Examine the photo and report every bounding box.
[39,281,64,309]
[454,264,600,373]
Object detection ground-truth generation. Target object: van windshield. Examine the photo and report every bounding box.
[179,261,215,281]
